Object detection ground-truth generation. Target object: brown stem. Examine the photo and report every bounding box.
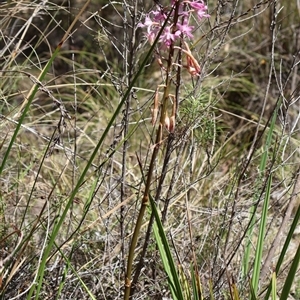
[124,124,163,300]
[124,2,181,299]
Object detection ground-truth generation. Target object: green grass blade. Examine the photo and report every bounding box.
[249,280,257,300]
[250,102,278,298]
[251,174,272,295]
[191,265,200,300]
[264,203,300,299]
[0,47,60,176]
[152,219,178,299]
[271,272,276,300]
[179,264,191,300]
[150,194,184,300]
[279,243,300,300]
[242,207,256,278]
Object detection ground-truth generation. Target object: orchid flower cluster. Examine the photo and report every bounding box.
[139,0,209,50]
[139,0,209,78]
[138,0,209,133]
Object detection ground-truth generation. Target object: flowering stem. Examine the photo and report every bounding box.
[124,1,209,298]
[124,3,181,300]
[123,5,178,300]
